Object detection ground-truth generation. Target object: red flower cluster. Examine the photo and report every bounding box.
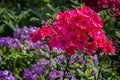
[82,0,120,15]
[30,26,52,42]
[30,6,115,55]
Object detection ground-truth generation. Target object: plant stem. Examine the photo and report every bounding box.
[83,54,86,74]
[97,53,101,80]
[63,56,71,80]
[97,65,102,80]
[83,53,87,79]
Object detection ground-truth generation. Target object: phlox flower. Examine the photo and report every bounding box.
[103,41,115,55]
[38,26,53,39]
[30,6,115,55]
[30,26,52,42]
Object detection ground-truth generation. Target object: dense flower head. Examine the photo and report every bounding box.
[13,26,49,54]
[30,26,53,42]
[23,60,51,80]
[0,37,21,49]
[0,70,16,80]
[49,70,76,80]
[14,26,38,42]
[25,40,49,54]
[54,53,99,66]
[30,6,115,55]
[82,0,120,15]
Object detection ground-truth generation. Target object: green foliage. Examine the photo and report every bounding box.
[0,0,83,37]
[0,47,40,79]
[0,8,41,37]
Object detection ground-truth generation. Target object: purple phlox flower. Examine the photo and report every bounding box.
[70,55,76,64]
[14,26,50,54]
[69,54,86,65]
[29,41,48,50]
[73,54,86,65]
[41,19,52,26]
[23,60,51,80]
[25,40,49,54]
[54,55,65,65]
[91,70,95,76]
[93,54,99,66]
[49,70,76,80]
[0,37,12,48]
[0,70,16,80]
[10,38,21,49]
[14,26,38,42]
[0,37,21,49]
[23,69,36,80]
[49,70,64,80]
[51,47,64,54]
[0,56,2,62]
[66,74,76,80]
[71,76,76,80]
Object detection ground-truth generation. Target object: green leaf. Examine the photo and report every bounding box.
[75,63,80,67]
[85,68,92,77]
[115,30,120,38]
[77,69,84,76]
[0,8,6,15]
[86,56,94,66]
[88,76,94,80]
[0,25,5,33]
[47,4,55,12]
[9,19,16,30]
[18,10,30,21]
[7,12,15,20]
[30,17,39,22]
[44,0,51,3]
[92,66,99,78]
[30,10,42,18]
[70,0,79,5]
[50,58,57,68]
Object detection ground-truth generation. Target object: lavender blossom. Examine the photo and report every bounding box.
[10,38,21,49]
[14,26,49,54]
[0,70,16,80]
[0,37,21,49]
[93,54,99,66]
[25,40,49,54]
[23,60,51,80]
[0,37,12,48]
[14,26,38,42]
[53,50,86,66]
[0,56,2,62]
[49,70,76,80]
[51,47,64,54]
[49,70,63,80]
[54,56,65,65]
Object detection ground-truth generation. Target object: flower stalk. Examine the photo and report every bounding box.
[63,56,71,80]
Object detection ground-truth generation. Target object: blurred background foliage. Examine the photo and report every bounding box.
[0,0,120,37]
[0,0,82,37]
